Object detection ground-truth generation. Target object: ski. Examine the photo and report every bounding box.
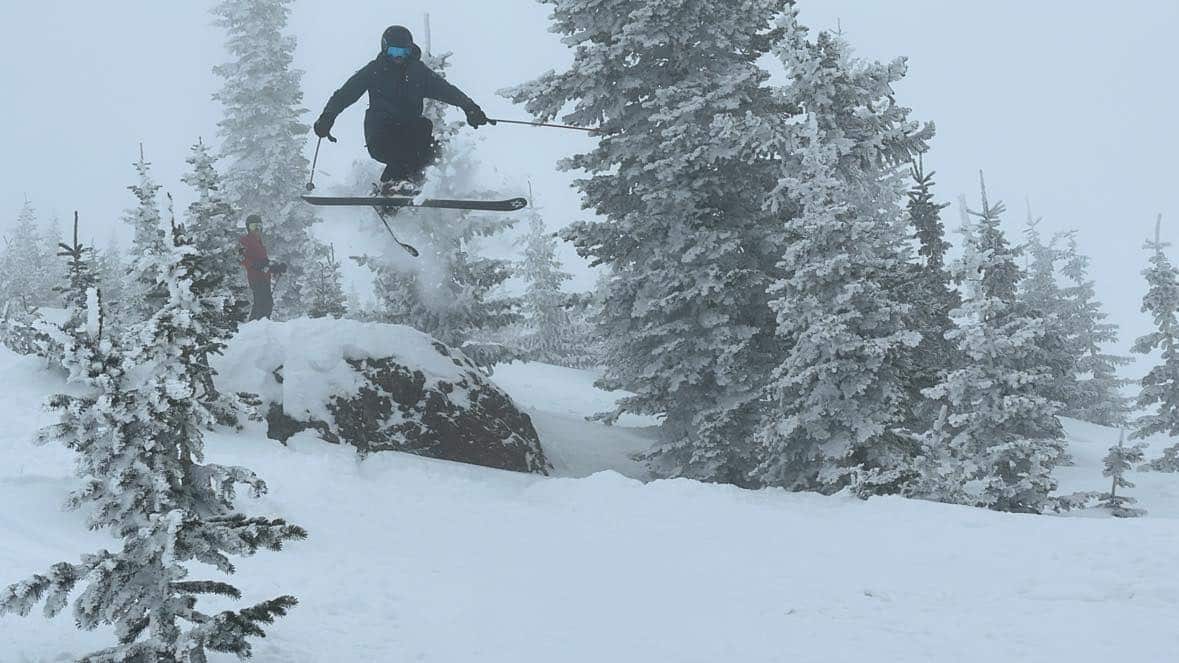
[374,210,420,258]
[302,195,529,212]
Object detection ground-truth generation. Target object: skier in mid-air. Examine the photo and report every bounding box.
[312,25,495,196]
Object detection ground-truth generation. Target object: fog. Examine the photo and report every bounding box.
[2,0,1176,373]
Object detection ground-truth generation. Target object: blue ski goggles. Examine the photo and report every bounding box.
[386,45,413,60]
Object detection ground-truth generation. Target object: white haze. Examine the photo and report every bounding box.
[1,0,1176,374]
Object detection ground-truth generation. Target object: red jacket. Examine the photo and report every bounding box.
[240,233,270,284]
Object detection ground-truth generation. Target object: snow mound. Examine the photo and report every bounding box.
[217,318,470,424]
[214,319,549,474]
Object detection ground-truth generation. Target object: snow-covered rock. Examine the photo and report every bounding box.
[215,319,550,474]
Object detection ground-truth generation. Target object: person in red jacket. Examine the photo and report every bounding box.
[239,214,286,320]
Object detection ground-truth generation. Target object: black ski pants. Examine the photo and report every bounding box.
[365,113,436,183]
[249,278,274,321]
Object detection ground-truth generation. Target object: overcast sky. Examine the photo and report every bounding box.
[1,0,1176,373]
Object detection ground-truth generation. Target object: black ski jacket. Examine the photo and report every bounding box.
[320,45,476,125]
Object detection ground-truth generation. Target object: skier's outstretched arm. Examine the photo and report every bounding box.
[424,69,495,129]
[315,65,372,137]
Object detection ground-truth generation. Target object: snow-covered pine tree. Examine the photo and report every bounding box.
[1058,233,1131,425]
[0,202,61,357]
[52,214,102,339]
[364,225,520,363]
[1132,215,1179,466]
[969,185,1071,431]
[6,213,103,367]
[919,177,1066,513]
[213,0,321,318]
[505,0,790,485]
[1019,207,1080,412]
[121,146,168,323]
[344,283,371,321]
[578,268,615,369]
[40,213,67,306]
[420,48,461,146]
[96,233,127,325]
[177,146,254,426]
[517,207,579,364]
[1,200,55,312]
[559,291,607,370]
[903,158,959,404]
[1146,445,1179,472]
[969,176,1023,302]
[307,243,348,319]
[909,160,952,270]
[182,137,250,328]
[1100,430,1147,517]
[0,219,306,661]
[753,19,932,496]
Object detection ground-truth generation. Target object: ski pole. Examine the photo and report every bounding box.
[306,133,337,192]
[488,118,607,134]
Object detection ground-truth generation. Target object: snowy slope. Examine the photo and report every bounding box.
[1055,418,1179,519]
[490,361,659,479]
[2,347,1176,662]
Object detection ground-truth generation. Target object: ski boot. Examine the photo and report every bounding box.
[379,179,422,197]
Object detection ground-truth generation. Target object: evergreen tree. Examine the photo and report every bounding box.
[909,159,952,274]
[920,181,1066,513]
[121,148,167,323]
[506,0,790,485]
[1,200,54,312]
[125,149,166,258]
[345,284,370,321]
[1019,208,1080,412]
[517,208,579,364]
[754,21,931,496]
[40,213,67,306]
[307,243,348,319]
[176,147,253,426]
[96,233,127,325]
[1100,430,1147,517]
[182,137,250,328]
[559,291,607,370]
[52,215,103,340]
[1058,233,1131,425]
[969,176,1023,302]
[0,204,71,358]
[362,220,519,354]
[1146,445,1179,472]
[213,0,321,318]
[420,50,462,146]
[1132,215,1179,466]
[969,181,1069,436]
[1,221,306,661]
[903,158,959,403]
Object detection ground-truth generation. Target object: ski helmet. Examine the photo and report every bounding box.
[382,25,414,51]
[246,214,263,232]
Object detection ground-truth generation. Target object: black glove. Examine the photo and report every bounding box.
[313,115,335,139]
[464,105,495,129]
[270,262,288,276]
